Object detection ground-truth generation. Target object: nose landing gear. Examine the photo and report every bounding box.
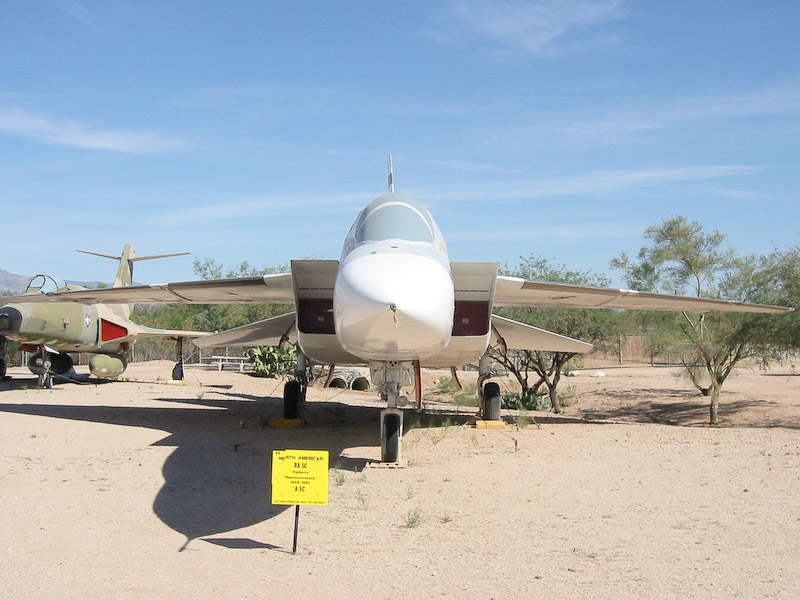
[381,409,403,463]
[35,350,54,389]
[373,361,413,463]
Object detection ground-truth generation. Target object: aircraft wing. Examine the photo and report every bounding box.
[1,267,790,315]
[193,312,297,348]
[494,276,792,314]
[490,314,593,353]
[0,273,296,305]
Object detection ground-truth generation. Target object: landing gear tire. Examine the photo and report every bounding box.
[483,382,502,421]
[0,356,7,380]
[38,372,53,389]
[171,362,184,381]
[283,380,305,420]
[382,412,402,463]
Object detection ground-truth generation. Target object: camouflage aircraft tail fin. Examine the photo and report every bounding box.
[76,245,190,288]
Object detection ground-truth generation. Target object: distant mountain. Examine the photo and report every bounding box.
[0,270,30,294]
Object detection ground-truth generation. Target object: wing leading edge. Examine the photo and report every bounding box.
[494,276,791,314]
[0,273,296,305]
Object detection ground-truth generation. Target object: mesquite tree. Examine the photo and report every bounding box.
[612,218,794,424]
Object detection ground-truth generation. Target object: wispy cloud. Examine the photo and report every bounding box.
[149,192,374,225]
[679,79,800,119]
[443,0,626,56]
[0,108,187,154]
[143,165,759,228]
[450,221,637,243]
[417,164,764,203]
[558,118,664,141]
[560,78,800,141]
[428,158,498,172]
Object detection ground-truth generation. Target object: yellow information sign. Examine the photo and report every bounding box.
[271,449,329,506]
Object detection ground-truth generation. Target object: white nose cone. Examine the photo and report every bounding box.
[334,253,454,361]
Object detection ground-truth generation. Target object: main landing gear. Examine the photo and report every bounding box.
[171,337,185,382]
[281,352,308,420]
[0,335,8,380]
[478,353,502,421]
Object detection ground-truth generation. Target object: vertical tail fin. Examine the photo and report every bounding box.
[388,154,395,193]
[76,246,190,288]
[76,244,137,287]
[117,243,135,287]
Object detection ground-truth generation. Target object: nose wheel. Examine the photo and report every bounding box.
[37,352,54,389]
[372,361,413,463]
[381,409,403,462]
[38,372,54,389]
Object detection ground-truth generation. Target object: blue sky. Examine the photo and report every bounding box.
[2,1,799,286]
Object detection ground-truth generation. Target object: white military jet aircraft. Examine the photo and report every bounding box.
[1,165,790,460]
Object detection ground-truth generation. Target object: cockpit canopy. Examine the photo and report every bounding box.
[354,193,436,244]
[341,192,449,262]
[24,274,64,294]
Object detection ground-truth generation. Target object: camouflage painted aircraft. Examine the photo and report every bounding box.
[0,163,791,459]
[0,245,208,387]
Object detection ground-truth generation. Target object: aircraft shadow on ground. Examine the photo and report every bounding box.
[0,390,381,549]
[578,387,800,429]
[0,374,116,390]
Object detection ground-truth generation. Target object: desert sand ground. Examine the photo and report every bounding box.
[1,360,799,599]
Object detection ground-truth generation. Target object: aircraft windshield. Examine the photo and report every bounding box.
[25,274,64,294]
[356,202,434,243]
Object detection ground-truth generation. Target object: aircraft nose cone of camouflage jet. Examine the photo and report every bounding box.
[0,306,23,336]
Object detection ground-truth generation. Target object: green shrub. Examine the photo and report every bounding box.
[502,392,551,411]
[244,345,297,378]
[502,386,577,411]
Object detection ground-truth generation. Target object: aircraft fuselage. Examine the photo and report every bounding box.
[288,192,497,370]
[279,191,492,372]
[0,299,131,354]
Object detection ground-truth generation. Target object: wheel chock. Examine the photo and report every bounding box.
[473,419,506,429]
[269,418,303,428]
